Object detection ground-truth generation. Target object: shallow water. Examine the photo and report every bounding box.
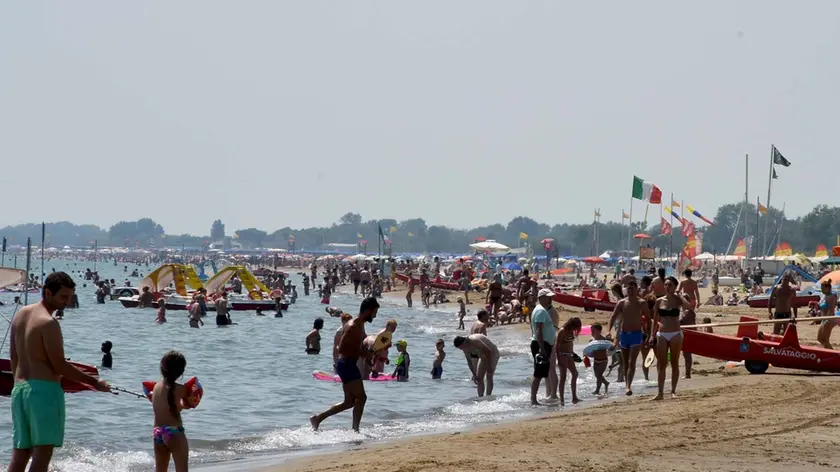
[0,260,655,471]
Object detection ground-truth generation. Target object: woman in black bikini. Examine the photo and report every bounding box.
[649,276,693,400]
[555,317,582,405]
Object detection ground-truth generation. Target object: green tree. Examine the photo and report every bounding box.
[211,220,226,241]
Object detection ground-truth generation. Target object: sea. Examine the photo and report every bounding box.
[0,259,650,471]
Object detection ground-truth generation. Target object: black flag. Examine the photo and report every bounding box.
[772,145,791,167]
[772,168,778,179]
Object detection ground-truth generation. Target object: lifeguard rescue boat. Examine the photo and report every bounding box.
[682,315,840,374]
[553,288,616,312]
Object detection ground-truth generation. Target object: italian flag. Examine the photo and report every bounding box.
[631,176,662,204]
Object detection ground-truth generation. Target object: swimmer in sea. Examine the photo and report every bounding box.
[431,339,445,379]
[306,318,324,354]
[155,298,167,324]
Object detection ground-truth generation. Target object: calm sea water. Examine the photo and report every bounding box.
[0,259,650,471]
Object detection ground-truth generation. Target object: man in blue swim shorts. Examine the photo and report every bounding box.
[311,297,379,433]
[608,279,650,397]
[8,272,110,472]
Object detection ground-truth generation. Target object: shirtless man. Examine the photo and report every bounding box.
[454,334,500,397]
[768,273,799,335]
[214,292,230,326]
[350,265,361,295]
[359,266,371,297]
[677,269,701,310]
[608,279,650,396]
[651,267,667,298]
[311,297,379,432]
[8,272,110,472]
[137,286,154,308]
[486,274,503,323]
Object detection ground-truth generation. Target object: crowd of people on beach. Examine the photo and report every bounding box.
[6,250,839,472]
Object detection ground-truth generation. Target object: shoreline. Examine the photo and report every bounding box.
[252,270,840,471]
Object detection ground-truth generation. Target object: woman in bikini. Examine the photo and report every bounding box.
[816,279,838,349]
[555,317,582,405]
[649,276,693,401]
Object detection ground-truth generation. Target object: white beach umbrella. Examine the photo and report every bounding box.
[469,240,510,252]
[694,252,716,261]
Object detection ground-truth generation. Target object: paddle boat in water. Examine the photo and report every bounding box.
[682,315,840,374]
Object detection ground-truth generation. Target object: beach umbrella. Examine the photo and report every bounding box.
[633,233,653,240]
[819,270,840,285]
[694,252,716,261]
[550,268,573,276]
[469,240,510,252]
[582,256,604,264]
[502,262,522,271]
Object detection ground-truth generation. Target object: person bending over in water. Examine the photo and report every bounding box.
[151,351,189,472]
[306,318,324,354]
[311,297,379,432]
[454,334,499,397]
[608,279,649,396]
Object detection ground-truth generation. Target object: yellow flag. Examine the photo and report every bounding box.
[519,232,528,240]
[390,226,397,233]
[672,200,680,208]
[622,211,630,219]
[407,232,415,237]
[357,233,363,238]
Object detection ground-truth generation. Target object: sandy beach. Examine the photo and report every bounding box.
[265,274,838,472]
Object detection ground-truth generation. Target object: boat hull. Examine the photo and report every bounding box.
[0,358,99,396]
[745,292,819,309]
[552,292,616,312]
[118,297,288,311]
[682,322,840,373]
[394,272,460,291]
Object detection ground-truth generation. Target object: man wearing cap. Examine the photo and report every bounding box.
[530,288,557,405]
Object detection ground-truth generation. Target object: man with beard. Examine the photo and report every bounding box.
[310,297,379,432]
[8,272,110,472]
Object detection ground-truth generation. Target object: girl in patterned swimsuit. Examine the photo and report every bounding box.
[151,351,189,471]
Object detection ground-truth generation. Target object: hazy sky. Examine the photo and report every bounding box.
[1,2,837,235]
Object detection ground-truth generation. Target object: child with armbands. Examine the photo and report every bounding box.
[148,351,202,472]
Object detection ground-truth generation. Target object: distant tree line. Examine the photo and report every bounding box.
[1,202,838,257]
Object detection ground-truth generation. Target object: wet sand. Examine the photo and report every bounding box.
[257,272,838,471]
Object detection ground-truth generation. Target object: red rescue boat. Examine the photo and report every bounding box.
[0,358,100,396]
[552,289,616,312]
[393,272,460,291]
[745,290,820,309]
[682,316,840,374]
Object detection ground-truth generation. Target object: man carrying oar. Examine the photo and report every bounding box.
[8,272,111,472]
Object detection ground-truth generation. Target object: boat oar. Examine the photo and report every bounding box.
[682,315,839,330]
[111,386,147,399]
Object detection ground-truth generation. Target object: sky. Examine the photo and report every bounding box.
[1,1,838,235]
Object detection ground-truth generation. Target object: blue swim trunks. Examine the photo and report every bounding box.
[335,357,362,384]
[619,330,644,349]
[431,365,443,379]
[11,380,65,449]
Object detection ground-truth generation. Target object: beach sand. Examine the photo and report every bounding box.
[268,272,837,471]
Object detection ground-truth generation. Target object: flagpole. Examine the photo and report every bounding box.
[763,145,774,257]
[754,196,760,257]
[669,193,674,260]
[744,154,749,257]
[627,197,634,254]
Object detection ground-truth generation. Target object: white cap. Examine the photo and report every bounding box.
[538,288,555,298]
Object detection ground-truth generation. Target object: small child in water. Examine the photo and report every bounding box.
[431,338,445,379]
[393,340,410,381]
[589,324,610,395]
[101,341,113,369]
[156,298,167,324]
[457,297,466,330]
[151,351,190,471]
